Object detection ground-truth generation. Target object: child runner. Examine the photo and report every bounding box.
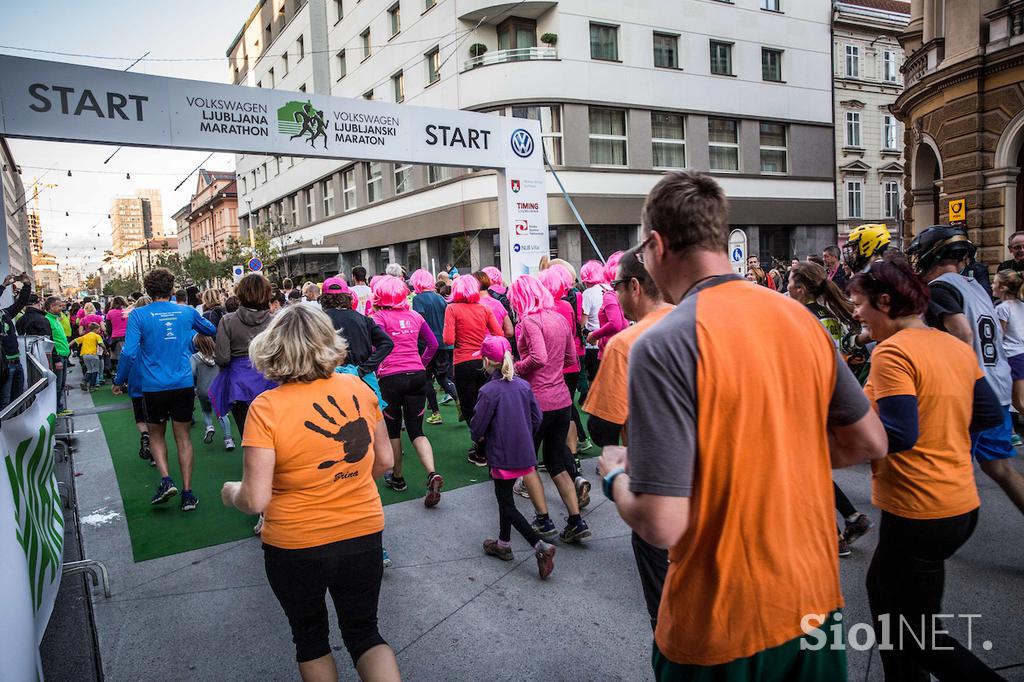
[191,333,234,451]
[994,269,1024,446]
[470,335,557,579]
[72,322,105,391]
[410,269,458,425]
[371,275,444,507]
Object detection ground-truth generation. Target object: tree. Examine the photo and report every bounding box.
[103,275,141,297]
[215,222,286,282]
[180,251,218,286]
[83,274,101,295]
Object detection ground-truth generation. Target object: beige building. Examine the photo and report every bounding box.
[173,204,192,258]
[187,170,239,261]
[893,0,1024,266]
[1,138,32,279]
[110,189,165,257]
[833,0,911,243]
[32,251,60,296]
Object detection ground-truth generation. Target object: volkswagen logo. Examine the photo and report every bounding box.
[510,128,535,158]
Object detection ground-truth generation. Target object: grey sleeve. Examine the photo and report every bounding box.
[828,349,871,427]
[627,329,697,498]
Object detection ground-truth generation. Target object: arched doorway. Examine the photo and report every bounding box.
[911,139,942,232]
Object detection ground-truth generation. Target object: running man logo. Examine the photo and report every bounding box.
[278,100,328,149]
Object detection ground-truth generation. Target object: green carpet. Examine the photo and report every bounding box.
[89,388,518,562]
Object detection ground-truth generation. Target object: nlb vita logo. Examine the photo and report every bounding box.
[510,128,534,158]
[278,100,328,148]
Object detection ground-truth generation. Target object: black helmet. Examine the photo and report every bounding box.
[906,225,976,274]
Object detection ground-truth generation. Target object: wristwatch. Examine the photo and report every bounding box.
[603,466,627,502]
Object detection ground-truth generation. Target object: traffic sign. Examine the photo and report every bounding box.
[248,257,263,272]
[949,198,966,224]
[728,229,748,275]
[231,265,244,284]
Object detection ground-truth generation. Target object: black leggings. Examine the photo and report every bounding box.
[493,477,541,545]
[866,509,1002,681]
[535,407,576,477]
[424,348,458,412]
[564,371,588,441]
[453,360,486,430]
[584,348,600,386]
[834,481,857,518]
[263,532,387,665]
[231,401,250,437]
[588,414,622,448]
[379,371,428,440]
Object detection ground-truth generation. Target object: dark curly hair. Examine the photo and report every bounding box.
[144,268,176,299]
[847,253,930,319]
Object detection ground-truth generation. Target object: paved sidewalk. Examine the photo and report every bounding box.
[64,386,1024,681]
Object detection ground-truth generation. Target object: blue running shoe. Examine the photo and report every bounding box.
[151,477,178,505]
[382,547,393,568]
[559,517,591,544]
[180,490,199,512]
[531,515,558,540]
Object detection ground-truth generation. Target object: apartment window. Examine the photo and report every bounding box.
[883,114,899,150]
[322,179,335,216]
[298,83,306,93]
[366,162,383,203]
[845,45,860,78]
[651,112,686,169]
[394,163,412,194]
[708,118,739,171]
[256,80,262,88]
[883,180,900,219]
[425,0,436,8]
[710,41,733,76]
[241,177,248,194]
[759,122,787,173]
[297,35,305,60]
[363,89,373,100]
[653,33,678,69]
[361,28,371,60]
[590,23,619,61]
[388,3,401,37]
[305,188,314,222]
[761,0,780,10]
[762,48,783,82]
[282,52,289,76]
[333,0,343,23]
[290,194,299,227]
[512,105,563,165]
[392,71,404,102]
[426,46,441,84]
[847,180,863,218]
[428,166,455,184]
[845,111,862,147]
[883,50,898,83]
[336,50,347,79]
[589,108,627,166]
[267,67,275,88]
[265,23,272,44]
[342,168,356,210]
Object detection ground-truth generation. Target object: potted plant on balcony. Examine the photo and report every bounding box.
[540,33,558,46]
[469,43,488,67]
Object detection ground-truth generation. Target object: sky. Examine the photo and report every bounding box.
[1,0,256,272]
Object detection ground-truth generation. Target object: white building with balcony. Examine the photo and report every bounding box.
[227,0,837,278]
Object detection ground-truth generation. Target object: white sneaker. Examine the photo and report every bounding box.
[224,437,235,451]
[513,478,530,499]
[203,427,215,444]
[253,513,264,535]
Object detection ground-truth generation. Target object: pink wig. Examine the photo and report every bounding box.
[510,274,554,317]
[372,275,410,310]
[370,275,385,288]
[580,260,606,286]
[604,251,624,285]
[409,268,435,294]
[482,266,504,288]
[450,274,481,304]
[539,264,573,299]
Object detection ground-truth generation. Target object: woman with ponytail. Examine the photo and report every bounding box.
[469,335,557,579]
[586,251,629,359]
[994,269,1024,437]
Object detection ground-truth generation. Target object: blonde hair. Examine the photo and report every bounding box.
[128,296,151,315]
[482,351,515,382]
[84,302,96,315]
[249,304,348,383]
[200,288,220,309]
[302,282,321,300]
[995,270,1024,301]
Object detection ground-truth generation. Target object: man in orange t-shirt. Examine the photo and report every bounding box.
[599,171,888,680]
[583,248,672,630]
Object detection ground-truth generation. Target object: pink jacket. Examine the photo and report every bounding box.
[591,289,628,357]
[514,310,575,412]
[107,308,128,338]
[551,299,581,373]
[370,309,438,377]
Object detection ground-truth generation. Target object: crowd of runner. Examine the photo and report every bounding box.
[2,170,1022,681]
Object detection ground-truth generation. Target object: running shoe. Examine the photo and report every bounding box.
[843,513,874,545]
[382,548,393,568]
[80,383,89,392]
[224,437,235,451]
[513,478,530,499]
[575,476,592,509]
[203,427,215,444]
[577,438,594,452]
[559,517,591,544]
[425,473,443,508]
[253,513,264,535]
[534,541,556,580]
[180,490,199,512]
[537,461,547,473]
[574,456,582,474]
[838,536,852,557]
[467,446,487,467]
[440,394,454,405]
[138,434,151,461]
[1012,433,1023,447]
[384,471,408,492]
[426,412,443,425]
[151,478,178,505]
[531,515,558,540]
[483,539,514,561]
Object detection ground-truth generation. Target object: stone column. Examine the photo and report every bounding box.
[557,225,582,271]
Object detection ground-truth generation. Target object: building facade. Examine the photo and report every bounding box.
[226,0,837,279]
[173,204,192,258]
[893,0,1024,266]
[110,189,165,257]
[833,0,911,244]
[1,138,33,280]
[187,170,239,261]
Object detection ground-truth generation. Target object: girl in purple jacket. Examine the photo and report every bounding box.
[470,335,556,579]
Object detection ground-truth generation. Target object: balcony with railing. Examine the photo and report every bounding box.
[901,38,944,88]
[986,0,1024,54]
[462,46,558,72]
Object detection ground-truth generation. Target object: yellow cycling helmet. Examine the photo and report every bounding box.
[843,224,891,272]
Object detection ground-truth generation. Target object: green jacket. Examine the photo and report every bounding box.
[58,312,72,338]
[46,313,70,357]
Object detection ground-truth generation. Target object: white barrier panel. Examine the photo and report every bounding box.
[0,342,62,681]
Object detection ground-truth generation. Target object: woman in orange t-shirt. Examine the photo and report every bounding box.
[850,256,1003,681]
[221,304,399,682]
